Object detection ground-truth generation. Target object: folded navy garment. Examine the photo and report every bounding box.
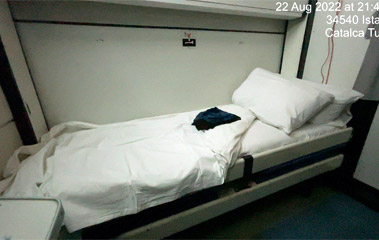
[192,107,241,131]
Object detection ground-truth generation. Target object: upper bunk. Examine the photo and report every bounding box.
[86,0,309,20]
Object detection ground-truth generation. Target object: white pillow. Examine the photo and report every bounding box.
[232,68,334,134]
[324,108,353,127]
[287,78,363,125]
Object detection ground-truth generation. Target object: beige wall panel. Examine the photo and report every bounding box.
[0,1,48,139]
[281,16,308,78]
[303,0,376,89]
[17,23,284,126]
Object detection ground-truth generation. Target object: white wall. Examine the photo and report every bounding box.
[18,23,284,126]
[283,0,378,189]
[304,0,378,189]
[0,1,48,139]
[12,1,286,127]
[354,106,379,190]
[281,16,308,77]
[303,0,376,89]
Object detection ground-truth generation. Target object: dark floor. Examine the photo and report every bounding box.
[168,180,379,239]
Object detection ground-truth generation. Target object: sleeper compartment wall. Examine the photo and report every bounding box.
[0,1,47,140]
[10,0,287,127]
[302,0,377,88]
[15,23,284,127]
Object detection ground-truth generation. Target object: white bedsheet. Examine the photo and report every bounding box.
[240,119,342,157]
[0,105,255,233]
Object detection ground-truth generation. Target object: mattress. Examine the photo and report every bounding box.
[223,117,349,183]
[240,119,342,157]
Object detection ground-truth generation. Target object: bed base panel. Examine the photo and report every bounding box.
[226,128,352,182]
[252,143,346,183]
[116,155,343,239]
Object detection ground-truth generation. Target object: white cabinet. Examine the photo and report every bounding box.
[88,0,308,19]
[0,198,64,239]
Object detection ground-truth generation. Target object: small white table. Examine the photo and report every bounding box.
[0,198,64,240]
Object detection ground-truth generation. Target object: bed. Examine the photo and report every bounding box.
[0,68,361,239]
[0,105,351,236]
[81,116,352,239]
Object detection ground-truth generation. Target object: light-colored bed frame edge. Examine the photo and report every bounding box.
[226,127,352,182]
[115,128,352,239]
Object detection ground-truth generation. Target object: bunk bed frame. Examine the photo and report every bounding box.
[82,127,352,239]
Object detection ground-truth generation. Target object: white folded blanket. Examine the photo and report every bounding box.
[0,105,255,232]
